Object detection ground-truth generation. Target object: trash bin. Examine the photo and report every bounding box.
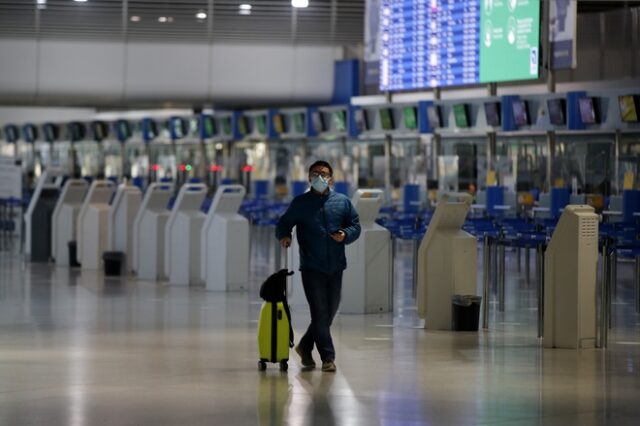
[68,240,80,267]
[103,251,125,277]
[451,295,482,331]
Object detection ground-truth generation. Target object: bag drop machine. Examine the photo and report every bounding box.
[416,193,477,330]
[107,183,142,273]
[51,179,89,266]
[201,184,250,291]
[76,180,116,270]
[164,183,208,286]
[342,189,392,314]
[132,183,174,281]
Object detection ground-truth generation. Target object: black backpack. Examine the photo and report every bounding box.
[260,269,295,347]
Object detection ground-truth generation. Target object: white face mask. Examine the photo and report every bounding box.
[311,175,329,193]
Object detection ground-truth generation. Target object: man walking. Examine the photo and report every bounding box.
[276,161,361,372]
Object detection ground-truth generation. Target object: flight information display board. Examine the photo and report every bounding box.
[379,0,540,91]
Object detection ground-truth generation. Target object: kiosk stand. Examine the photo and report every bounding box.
[76,180,116,270]
[201,185,250,291]
[24,169,65,262]
[132,183,174,281]
[543,205,598,349]
[416,193,477,330]
[164,183,207,286]
[287,229,307,310]
[51,179,89,266]
[107,183,142,273]
[342,189,392,314]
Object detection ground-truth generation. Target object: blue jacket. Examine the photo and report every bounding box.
[276,189,361,274]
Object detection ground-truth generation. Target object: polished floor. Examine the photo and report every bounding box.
[0,235,639,426]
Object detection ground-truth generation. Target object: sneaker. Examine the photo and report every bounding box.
[321,361,337,372]
[295,345,316,368]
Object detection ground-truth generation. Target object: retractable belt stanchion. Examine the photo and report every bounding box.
[536,243,545,339]
[482,235,492,330]
[636,256,640,314]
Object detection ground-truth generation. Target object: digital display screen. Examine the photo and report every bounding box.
[172,118,186,138]
[403,106,418,129]
[427,105,441,128]
[272,114,285,133]
[379,0,540,91]
[256,116,267,135]
[354,109,369,132]
[618,95,638,123]
[546,98,565,125]
[332,111,347,132]
[484,102,501,126]
[512,100,529,126]
[379,108,395,130]
[221,117,232,135]
[43,123,59,142]
[237,116,249,135]
[202,116,216,136]
[312,111,326,133]
[292,113,305,133]
[453,104,470,128]
[578,97,597,124]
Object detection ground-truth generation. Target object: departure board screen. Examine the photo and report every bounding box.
[379,0,540,91]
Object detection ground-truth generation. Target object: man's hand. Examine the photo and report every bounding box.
[330,230,346,243]
[280,237,292,248]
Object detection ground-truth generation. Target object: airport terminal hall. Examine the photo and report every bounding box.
[3,0,640,425]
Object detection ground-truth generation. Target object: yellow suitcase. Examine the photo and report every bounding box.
[257,301,291,371]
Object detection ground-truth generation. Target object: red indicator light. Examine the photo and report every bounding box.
[178,164,187,172]
[210,165,223,172]
[242,165,254,172]
[151,164,160,172]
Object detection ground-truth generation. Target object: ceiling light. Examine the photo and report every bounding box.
[196,11,207,19]
[74,0,88,3]
[239,4,252,11]
[130,16,141,22]
[291,0,309,8]
[36,0,46,4]
[158,16,167,23]
[238,10,251,15]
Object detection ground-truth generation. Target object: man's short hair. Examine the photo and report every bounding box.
[308,160,333,177]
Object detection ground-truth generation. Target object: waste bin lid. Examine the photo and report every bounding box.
[452,295,482,307]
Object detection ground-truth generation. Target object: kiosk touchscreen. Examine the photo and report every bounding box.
[132,183,174,281]
[342,189,392,314]
[164,183,207,286]
[107,183,142,273]
[24,169,65,262]
[544,205,598,349]
[76,180,116,270]
[201,185,250,291]
[51,179,89,266]
[416,193,477,330]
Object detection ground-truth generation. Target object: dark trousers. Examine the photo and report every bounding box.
[298,269,343,362]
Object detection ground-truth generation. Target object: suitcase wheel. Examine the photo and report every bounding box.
[279,360,288,372]
[258,361,267,371]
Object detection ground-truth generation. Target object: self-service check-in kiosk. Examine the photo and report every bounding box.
[288,228,306,310]
[24,169,65,262]
[416,193,477,330]
[107,183,142,273]
[132,183,174,281]
[164,183,207,286]
[342,189,391,314]
[201,184,250,291]
[51,179,89,266]
[544,205,598,349]
[76,180,116,270]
